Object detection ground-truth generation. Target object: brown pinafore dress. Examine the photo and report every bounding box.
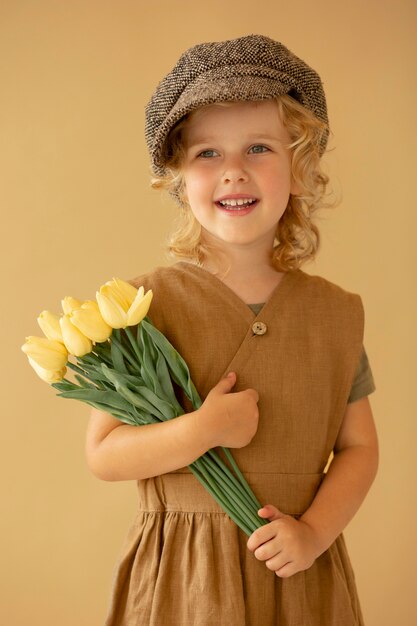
[104,262,365,626]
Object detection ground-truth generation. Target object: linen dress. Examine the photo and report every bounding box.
[104,262,374,626]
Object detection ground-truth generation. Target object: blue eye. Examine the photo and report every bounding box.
[198,149,217,158]
[250,145,269,153]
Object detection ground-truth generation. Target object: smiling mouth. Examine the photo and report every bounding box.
[215,199,258,210]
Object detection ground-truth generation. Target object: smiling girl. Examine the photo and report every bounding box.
[87,35,378,626]
[179,100,297,303]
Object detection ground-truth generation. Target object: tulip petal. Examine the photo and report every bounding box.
[61,296,82,315]
[127,289,153,326]
[99,284,129,313]
[96,292,127,328]
[21,336,68,370]
[37,310,63,342]
[28,357,66,384]
[70,301,112,342]
[60,315,92,357]
[113,278,139,306]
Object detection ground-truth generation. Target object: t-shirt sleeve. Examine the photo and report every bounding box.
[347,345,376,403]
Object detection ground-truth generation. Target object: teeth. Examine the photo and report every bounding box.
[219,198,256,207]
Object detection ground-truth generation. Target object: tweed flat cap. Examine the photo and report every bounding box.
[145,34,329,177]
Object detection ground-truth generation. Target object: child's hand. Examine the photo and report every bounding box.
[246,504,322,578]
[198,372,259,449]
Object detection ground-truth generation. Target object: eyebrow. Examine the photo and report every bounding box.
[247,134,279,141]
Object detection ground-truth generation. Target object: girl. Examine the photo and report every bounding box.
[86,35,378,625]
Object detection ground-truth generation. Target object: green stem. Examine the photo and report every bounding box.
[205,449,262,514]
[189,461,253,536]
[198,455,262,530]
[221,447,263,510]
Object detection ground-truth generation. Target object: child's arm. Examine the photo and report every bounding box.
[85,372,259,481]
[247,396,378,577]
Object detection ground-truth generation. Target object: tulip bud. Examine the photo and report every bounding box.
[70,300,112,343]
[60,314,92,357]
[96,290,127,328]
[21,336,68,370]
[61,296,82,315]
[37,310,64,342]
[96,278,153,329]
[28,356,66,384]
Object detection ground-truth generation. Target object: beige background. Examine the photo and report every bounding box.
[1,1,416,624]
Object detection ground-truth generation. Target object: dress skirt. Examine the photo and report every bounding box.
[104,472,364,626]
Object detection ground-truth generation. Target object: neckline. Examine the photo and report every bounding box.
[175,261,303,322]
[247,302,265,309]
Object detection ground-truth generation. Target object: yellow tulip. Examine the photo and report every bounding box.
[61,296,82,315]
[70,300,112,343]
[21,336,68,370]
[60,314,92,356]
[28,356,66,384]
[96,278,153,328]
[37,310,64,342]
[126,287,153,326]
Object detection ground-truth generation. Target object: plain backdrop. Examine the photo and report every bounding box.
[1,1,416,624]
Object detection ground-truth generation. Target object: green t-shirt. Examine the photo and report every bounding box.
[247,303,376,404]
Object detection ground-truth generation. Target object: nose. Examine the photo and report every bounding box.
[222,155,249,183]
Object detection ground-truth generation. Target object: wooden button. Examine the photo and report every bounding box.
[252,321,267,335]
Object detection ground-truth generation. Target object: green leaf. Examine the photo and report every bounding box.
[136,325,156,390]
[111,331,129,374]
[91,341,112,365]
[81,401,140,425]
[66,361,91,378]
[140,363,154,392]
[74,374,98,389]
[55,388,134,413]
[78,353,101,366]
[100,363,143,388]
[155,351,184,414]
[141,319,202,408]
[52,380,78,392]
[140,325,157,387]
[76,364,108,381]
[135,385,177,420]
[111,382,165,418]
[124,327,144,367]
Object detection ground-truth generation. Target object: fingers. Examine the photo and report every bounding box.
[247,524,278,552]
[257,504,285,521]
[250,538,294,577]
[249,536,293,576]
[214,371,236,394]
[274,562,296,578]
[215,373,259,402]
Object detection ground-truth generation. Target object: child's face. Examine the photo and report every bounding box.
[180,99,298,254]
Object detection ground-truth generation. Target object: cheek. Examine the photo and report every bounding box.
[260,158,292,187]
[183,170,212,203]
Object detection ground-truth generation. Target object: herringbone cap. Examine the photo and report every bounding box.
[145,34,329,177]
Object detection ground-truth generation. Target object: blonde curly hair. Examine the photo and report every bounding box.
[150,94,332,272]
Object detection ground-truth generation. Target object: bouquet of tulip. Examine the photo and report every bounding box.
[21,278,268,536]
